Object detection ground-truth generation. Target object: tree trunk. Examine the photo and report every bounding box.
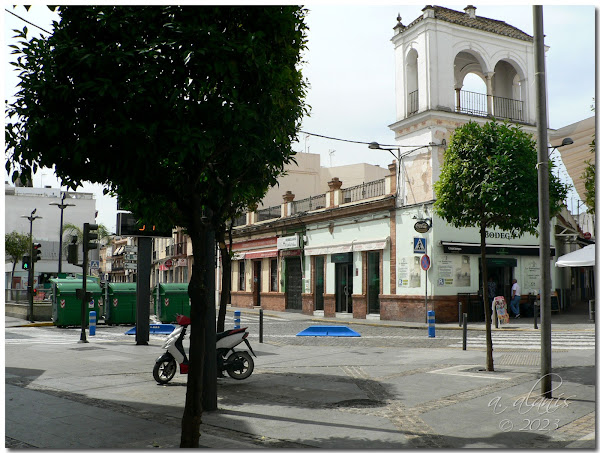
[180,222,209,447]
[217,226,232,333]
[481,222,494,372]
[11,261,17,290]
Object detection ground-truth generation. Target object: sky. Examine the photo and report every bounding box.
[3,2,597,233]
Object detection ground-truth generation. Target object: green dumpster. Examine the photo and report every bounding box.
[106,283,137,325]
[51,279,102,327]
[155,283,190,323]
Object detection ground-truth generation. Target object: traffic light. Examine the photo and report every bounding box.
[83,223,99,254]
[22,255,31,270]
[33,243,42,263]
[67,235,79,266]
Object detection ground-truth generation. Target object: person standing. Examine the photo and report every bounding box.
[510,278,521,318]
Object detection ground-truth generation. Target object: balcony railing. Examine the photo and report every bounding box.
[232,212,247,227]
[407,89,419,116]
[292,194,327,214]
[341,179,386,204]
[256,205,280,222]
[456,90,524,122]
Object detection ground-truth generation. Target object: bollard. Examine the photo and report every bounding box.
[462,313,468,350]
[234,310,241,329]
[259,308,263,343]
[89,310,96,336]
[427,310,435,338]
[458,302,463,327]
[534,304,538,329]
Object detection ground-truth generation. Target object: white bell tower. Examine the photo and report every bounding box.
[388,5,540,205]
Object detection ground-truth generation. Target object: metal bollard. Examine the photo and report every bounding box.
[234,310,241,329]
[89,310,96,336]
[462,313,468,350]
[534,304,538,329]
[458,302,463,327]
[259,309,263,343]
[427,310,435,338]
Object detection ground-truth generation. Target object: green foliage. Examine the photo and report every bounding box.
[434,121,569,235]
[582,138,595,215]
[5,231,31,263]
[5,6,308,232]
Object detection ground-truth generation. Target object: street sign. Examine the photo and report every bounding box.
[124,253,137,261]
[420,254,431,271]
[89,260,100,270]
[124,245,138,253]
[124,262,137,270]
[413,238,426,254]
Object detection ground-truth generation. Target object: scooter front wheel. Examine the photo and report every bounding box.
[226,351,254,380]
[153,357,177,384]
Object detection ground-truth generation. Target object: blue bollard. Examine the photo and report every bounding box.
[234,310,241,329]
[427,310,435,338]
[89,310,96,336]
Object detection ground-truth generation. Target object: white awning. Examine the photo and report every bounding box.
[555,244,595,267]
[304,237,389,256]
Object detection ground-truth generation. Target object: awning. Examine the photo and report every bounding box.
[243,248,278,260]
[304,237,389,256]
[441,241,556,257]
[231,252,245,261]
[555,244,595,267]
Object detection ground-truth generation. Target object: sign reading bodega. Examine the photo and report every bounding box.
[486,231,516,240]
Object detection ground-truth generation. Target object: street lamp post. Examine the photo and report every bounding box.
[21,209,42,322]
[368,142,400,205]
[50,193,75,274]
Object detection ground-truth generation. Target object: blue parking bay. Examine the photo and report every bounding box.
[296,325,361,337]
[125,324,176,335]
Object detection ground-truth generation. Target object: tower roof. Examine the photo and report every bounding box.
[398,5,533,42]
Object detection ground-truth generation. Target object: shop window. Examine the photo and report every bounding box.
[270,258,278,292]
[239,261,246,291]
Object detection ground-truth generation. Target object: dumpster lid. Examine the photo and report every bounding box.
[157,283,189,294]
[107,282,137,292]
[54,280,102,293]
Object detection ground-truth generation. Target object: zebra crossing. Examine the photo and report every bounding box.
[449,330,596,350]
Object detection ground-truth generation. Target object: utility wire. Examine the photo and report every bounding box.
[299,130,435,148]
[5,8,52,35]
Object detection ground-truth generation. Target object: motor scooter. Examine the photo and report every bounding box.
[153,314,256,384]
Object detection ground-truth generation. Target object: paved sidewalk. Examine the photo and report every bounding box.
[5,305,596,449]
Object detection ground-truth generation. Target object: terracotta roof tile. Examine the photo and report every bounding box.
[400,5,533,42]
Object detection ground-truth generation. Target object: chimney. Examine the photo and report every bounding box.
[464,5,477,19]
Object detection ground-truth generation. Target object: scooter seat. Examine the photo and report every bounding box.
[216,327,247,341]
[176,314,191,326]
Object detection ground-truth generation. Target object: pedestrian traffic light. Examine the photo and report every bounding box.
[33,243,42,263]
[83,223,99,254]
[22,255,31,270]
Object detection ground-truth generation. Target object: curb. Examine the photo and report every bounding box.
[7,321,55,328]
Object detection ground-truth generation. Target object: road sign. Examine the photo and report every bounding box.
[124,253,137,261]
[124,262,137,270]
[414,238,427,254]
[420,254,431,271]
[124,245,138,253]
[89,260,100,270]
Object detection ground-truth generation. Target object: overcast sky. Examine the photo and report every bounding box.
[3,3,596,232]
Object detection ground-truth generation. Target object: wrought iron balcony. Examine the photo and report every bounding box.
[456,90,524,122]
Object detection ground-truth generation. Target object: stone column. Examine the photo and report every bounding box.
[327,177,342,208]
[282,191,295,217]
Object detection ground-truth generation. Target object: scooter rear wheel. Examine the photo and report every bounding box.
[153,357,177,384]
[226,351,254,380]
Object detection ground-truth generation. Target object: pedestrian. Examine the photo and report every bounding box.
[510,278,521,318]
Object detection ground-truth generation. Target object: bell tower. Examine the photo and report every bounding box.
[388,5,539,205]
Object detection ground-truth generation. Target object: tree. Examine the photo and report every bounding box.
[6,6,308,447]
[582,138,595,215]
[434,121,569,372]
[5,231,31,288]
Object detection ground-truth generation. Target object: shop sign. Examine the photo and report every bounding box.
[414,220,430,233]
[331,252,353,263]
[165,259,173,268]
[175,259,187,267]
[277,234,299,250]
